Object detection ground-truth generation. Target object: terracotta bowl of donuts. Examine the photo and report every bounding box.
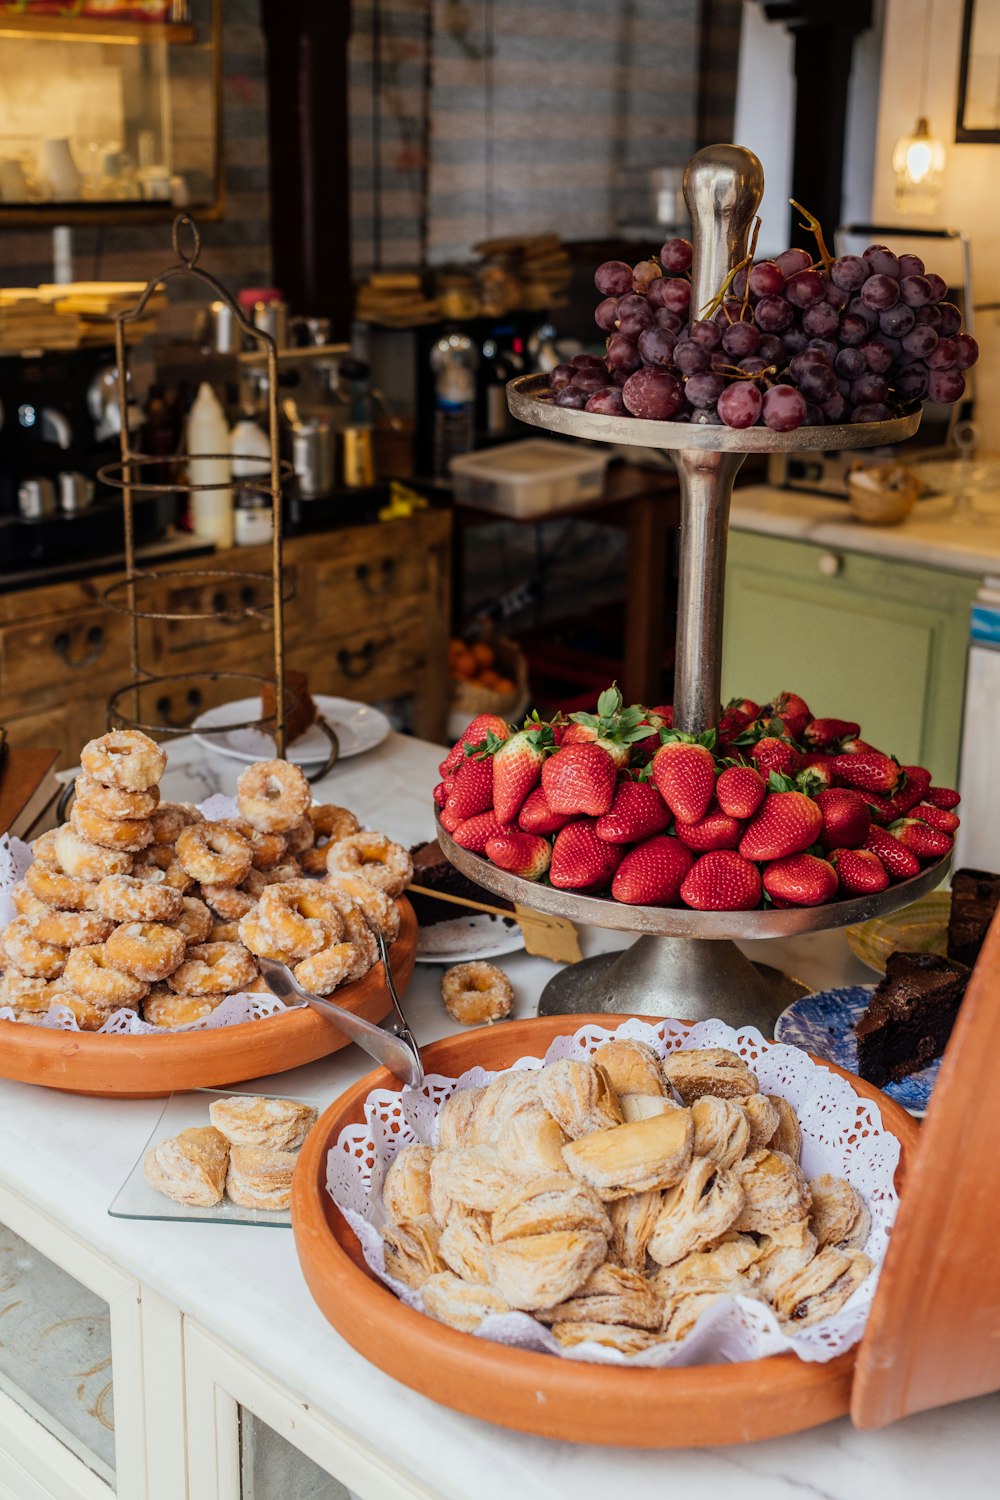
[291,1015,920,1449]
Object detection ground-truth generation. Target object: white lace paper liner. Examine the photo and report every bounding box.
[0,794,305,1036]
[326,1018,900,1368]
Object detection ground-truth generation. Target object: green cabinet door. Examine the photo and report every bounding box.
[722,530,978,786]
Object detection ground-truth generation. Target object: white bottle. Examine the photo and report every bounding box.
[186,382,233,547]
[230,417,273,547]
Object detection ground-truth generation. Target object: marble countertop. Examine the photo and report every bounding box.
[731,483,1000,578]
[1,732,997,1499]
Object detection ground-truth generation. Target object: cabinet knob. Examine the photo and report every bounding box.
[818,551,842,577]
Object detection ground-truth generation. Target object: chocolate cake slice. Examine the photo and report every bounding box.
[947,868,1000,969]
[408,839,515,927]
[855,951,971,1088]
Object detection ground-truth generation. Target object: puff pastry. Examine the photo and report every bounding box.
[501,1110,570,1179]
[535,1263,661,1331]
[591,1039,667,1100]
[468,1070,544,1145]
[382,1217,445,1289]
[420,1271,510,1332]
[659,1290,727,1342]
[144,1126,229,1207]
[485,1229,607,1311]
[771,1245,872,1326]
[690,1095,751,1169]
[551,1321,661,1355]
[732,1149,812,1235]
[381,1144,435,1225]
[208,1094,317,1151]
[741,1093,781,1151]
[647,1158,744,1267]
[436,1086,484,1149]
[225,1145,297,1211]
[538,1058,624,1139]
[438,1214,492,1284]
[808,1174,871,1251]
[491,1173,612,1244]
[765,1094,802,1161]
[663,1047,760,1104]
[653,1232,762,1297]
[621,1094,671,1122]
[607,1190,662,1271]
[429,1146,517,1223]
[561,1109,693,1200]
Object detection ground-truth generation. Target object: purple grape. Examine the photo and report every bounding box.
[633,259,662,293]
[825,281,850,310]
[898,275,932,308]
[572,353,605,368]
[821,390,848,422]
[689,319,722,350]
[835,347,865,378]
[924,273,948,302]
[585,386,628,416]
[690,409,722,425]
[595,296,620,332]
[758,334,784,363]
[595,261,633,296]
[916,303,943,328]
[718,382,763,428]
[685,372,726,408]
[637,327,678,368]
[786,270,826,307]
[852,403,890,423]
[776,248,813,278]
[850,373,888,405]
[554,386,588,409]
[863,245,899,278]
[755,296,794,333]
[802,301,840,337]
[847,297,878,331]
[861,274,900,311]
[722,320,761,357]
[836,377,851,397]
[739,356,772,375]
[647,279,677,311]
[616,294,653,338]
[797,365,837,400]
[606,333,642,374]
[609,368,628,387]
[762,384,807,431]
[936,302,962,337]
[653,307,684,333]
[898,253,925,278]
[860,339,893,374]
[749,261,784,297]
[656,279,691,315]
[713,299,745,327]
[838,314,868,347]
[803,401,826,427]
[674,340,709,375]
[659,238,693,272]
[880,334,902,358]
[807,338,838,361]
[790,349,831,378]
[550,364,575,391]
[895,363,929,399]
[927,368,965,403]
[952,334,979,370]
[782,328,809,355]
[621,367,686,420]
[732,267,749,300]
[571,367,611,393]
[879,303,915,337]
[902,324,939,358]
[831,256,868,291]
[926,337,958,370]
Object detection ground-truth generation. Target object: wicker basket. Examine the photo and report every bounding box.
[450,635,529,722]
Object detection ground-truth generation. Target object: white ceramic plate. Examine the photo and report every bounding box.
[414,912,524,964]
[192,695,391,765]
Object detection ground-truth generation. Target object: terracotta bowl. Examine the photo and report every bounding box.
[292,1014,920,1449]
[0,899,416,1099]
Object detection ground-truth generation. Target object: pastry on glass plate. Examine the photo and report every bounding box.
[208,1093,318,1152]
[144,1126,230,1207]
[225,1145,298,1211]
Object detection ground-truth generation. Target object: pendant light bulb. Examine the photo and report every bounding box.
[893,117,947,211]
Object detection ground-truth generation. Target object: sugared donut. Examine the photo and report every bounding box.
[1,918,66,979]
[25,861,96,912]
[149,802,203,845]
[199,883,256,921]
[441,961,514,1025]
[80,730,166,791]
[29,908,113,949]
[237,913,298,965]
[309,884,378,980]
[324,832,413,898]
[133,844,195,892]
[48,989,115,1031]
[324,873,400,943]
[254,882,344,960]
[222,817,288,870]
[175,822,253,886]
[300,804,360,874]
[74,775,159,821]
[143,988,225,1028]
[167,942,258,996]
[70,802,153,852]
[241,862,302,898]
[236,759,311,833]
[2,972,56,1013]
[54,826,132,880]
[284,820,316,857]
[106,922,186,982]
[293,943,359,996]
[10,882,51,920]
[94,874,184,924]
[175,896,213,945]
[62,945,149,1007]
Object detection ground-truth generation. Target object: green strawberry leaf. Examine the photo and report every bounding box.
[698,728,718,751]
[767,770,797,793]
[471,730,507,759]
[796,768,827,797]
[568,709,598,729]
[597,684,623,718]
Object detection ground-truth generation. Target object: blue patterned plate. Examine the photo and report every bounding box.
[774,985,937,1116]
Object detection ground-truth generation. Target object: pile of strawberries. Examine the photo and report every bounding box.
[431,687,960,911]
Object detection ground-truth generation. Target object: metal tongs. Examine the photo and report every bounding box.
[257,923,423,1087]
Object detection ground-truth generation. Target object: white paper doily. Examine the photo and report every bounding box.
[326,1018,901,1368]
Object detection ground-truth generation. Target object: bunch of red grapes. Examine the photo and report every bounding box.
[550,233,978,431]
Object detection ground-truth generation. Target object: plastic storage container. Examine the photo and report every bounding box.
[449,438,610,518]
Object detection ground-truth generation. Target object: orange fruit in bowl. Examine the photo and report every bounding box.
[479,669,501,690]
[451,650,478,680]
[494,676,515,695]
[471,642,495,668]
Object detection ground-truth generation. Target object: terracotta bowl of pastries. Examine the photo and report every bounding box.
[292,1014,920,1448]
[0,899,416,1099]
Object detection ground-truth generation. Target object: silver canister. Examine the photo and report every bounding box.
[17,477,56,520]
[291,416,335,497]
[57,471,94,514]
[253,299,289,350]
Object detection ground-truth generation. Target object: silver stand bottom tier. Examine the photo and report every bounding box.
[536,935,808,1033]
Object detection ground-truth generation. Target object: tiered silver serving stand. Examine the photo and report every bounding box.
[439,144,948,1031]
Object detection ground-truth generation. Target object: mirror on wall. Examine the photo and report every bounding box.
[956,0,1000,142]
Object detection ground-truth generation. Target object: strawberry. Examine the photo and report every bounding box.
[542,742,618,817]
[718,706,751,740]
[674,807,743,852]
[763,692,812,740]
[912,802,960,835]
[762,853,837,907]
[830,750,901,795]
[549,819,623,890]
[858,791,895,826]
[439,801,463,833]
[716,764,766,819]
[751,736,802,778]
[432,780,450,808]
[485,830,552,880]
[518,785,573,836]
[444,754,495,821]
[863,825,921,881]
[491,726,553,823]
[924,786,961,810]
[739,790,822,861]
[830,848,890,896]
[611,835,694,905]
[802,717,860,750]
[814,787,870,852]
[651,737,717,824]
[838,737,875,755]
[438,713,510,776]
[595,780,670,844]
[452,811,515,853]
[889,818,953,861]
[565,684,658,769]
[889,766,932,815]
[680,851,762,911]
[727,696,760,720]
[646,704,673,728]
[796,753,834,792]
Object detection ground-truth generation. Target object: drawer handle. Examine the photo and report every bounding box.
[337,639,386,680]
[155,688,203,727]
[818,552,842,577]
[356,559,395,597]
[53,624,105,669]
